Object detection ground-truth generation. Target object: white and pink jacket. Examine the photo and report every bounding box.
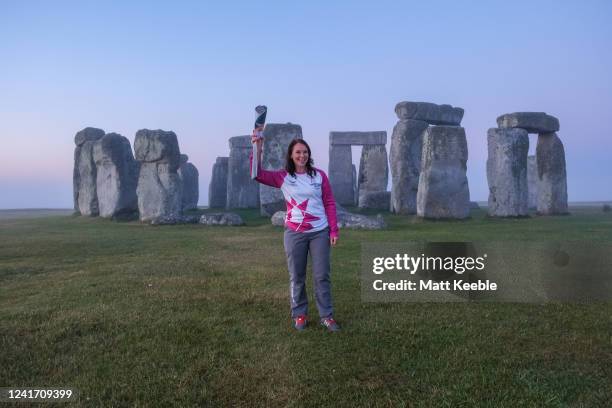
[251,157,339,239]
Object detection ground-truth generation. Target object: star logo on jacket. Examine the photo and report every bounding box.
[286,197,320,231]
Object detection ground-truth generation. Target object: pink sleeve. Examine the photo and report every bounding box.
[249,153,285,188]
[319,170,339,239]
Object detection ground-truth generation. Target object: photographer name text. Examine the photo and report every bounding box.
[373,279,497,291]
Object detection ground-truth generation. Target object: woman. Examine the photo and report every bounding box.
[251,133,341,332]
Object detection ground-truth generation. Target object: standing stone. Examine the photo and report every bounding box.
[92,133,138,218]
[73,127,105,216]
[497,112,560,133]
[536,133,568,215]
[208,156,227,208]
[486,128,529,217]
[395,102,464,125]
[134,129,182,222]
[328,144,354,205]
[179,154,199,211]
[527,155,538,209]
[259,123,302,216]
[417,126,470,219]
[352,164,357,206]
[328,131,387,207]
[227,136,260,209]
[390,119,429,214]
[359,191,391,210]
[357,144,388,208]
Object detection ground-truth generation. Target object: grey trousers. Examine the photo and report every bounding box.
[283,227,333,318]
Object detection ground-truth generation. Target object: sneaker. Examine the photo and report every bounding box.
[320,317,341,332]
[293,315,308,331]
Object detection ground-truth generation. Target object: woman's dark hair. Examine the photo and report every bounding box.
[285,138,316,177]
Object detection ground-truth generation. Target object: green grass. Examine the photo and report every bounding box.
[1,207,611,407]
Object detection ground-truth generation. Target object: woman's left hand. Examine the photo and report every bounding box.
[330,236,338,246]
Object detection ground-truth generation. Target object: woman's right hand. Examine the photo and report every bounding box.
[251,128,263,145]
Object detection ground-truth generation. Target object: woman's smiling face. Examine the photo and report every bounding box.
[291,142,309,170]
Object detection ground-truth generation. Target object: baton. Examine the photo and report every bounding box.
[251,105,267,180]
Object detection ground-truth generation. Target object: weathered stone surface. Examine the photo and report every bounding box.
[328,144,354,205]
[417,126,470,219]
[227,135,260,209]
[358,191,391,210]
[208,157,227,208]
[92,133,138,218]
[357,144,388,208]
[395,102,464,125]
[486,128,529,217]
[199,212,245,226]
[135,129,181,166]
[497,112,560,133]
[229,135,251,149]
[272,208,386,229]
[527,155,538,209]
[352,164,357,206]
[75,126,105,147]
[358,145,389,191]
[536,133,568,215]
[271,210,287,227]
[335,203,348,213]
[338,213,386,229]
[73,127,105,216]
[329,131,387,146]
[150,215,200,225]
[179,159,199,211]
[259,123,302,216]
[337,205,386,229]
[390,119,429,214]
[134,129,182,222]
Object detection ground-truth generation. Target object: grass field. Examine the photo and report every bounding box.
[1,207,611,407]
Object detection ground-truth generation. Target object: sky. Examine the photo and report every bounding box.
[1,0,611,208]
